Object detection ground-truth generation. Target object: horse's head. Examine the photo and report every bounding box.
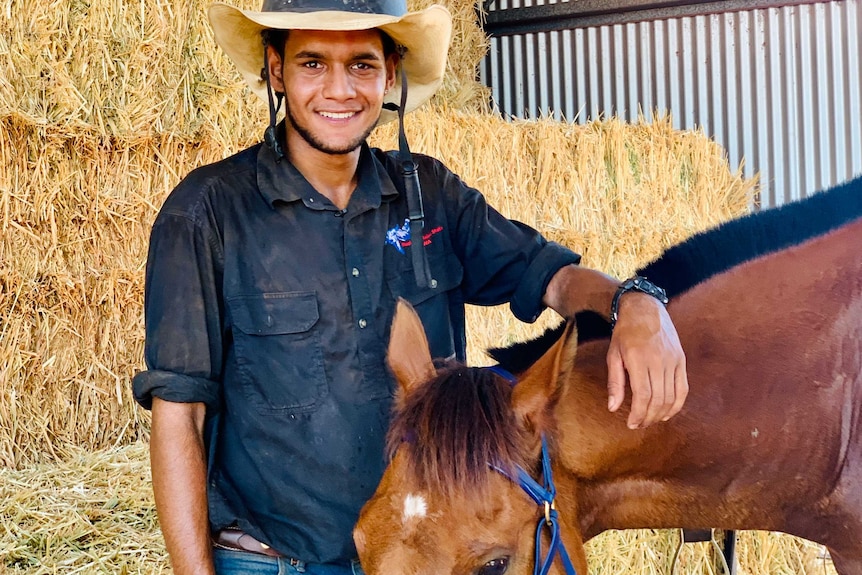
[354,300,586,575]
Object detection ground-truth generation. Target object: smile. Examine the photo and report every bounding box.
[319,111,357,119]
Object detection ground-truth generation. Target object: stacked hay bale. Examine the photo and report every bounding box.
[0,0,833,573]
[370,110,754,361]
[0,0,488,469]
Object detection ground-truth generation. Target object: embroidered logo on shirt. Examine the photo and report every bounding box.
[385,219,412,254]
[386,219,444,254]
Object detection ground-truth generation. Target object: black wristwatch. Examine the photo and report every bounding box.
[609,275,669,329]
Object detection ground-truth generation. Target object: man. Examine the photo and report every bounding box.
[132,1,688,574]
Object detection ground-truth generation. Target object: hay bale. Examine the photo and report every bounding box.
[0,443,166,573]
[585,528,836,575]
[0,0,493,468]
[370,108,755,360]
[0,0,486,144]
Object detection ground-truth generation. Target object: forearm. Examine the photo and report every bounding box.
[150,398,214,575]
[542,264,620,319]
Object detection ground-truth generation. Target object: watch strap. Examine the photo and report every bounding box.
[610,275,669,329]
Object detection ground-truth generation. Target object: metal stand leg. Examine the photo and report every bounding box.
[722,530,737,575]
[671,529,737,575]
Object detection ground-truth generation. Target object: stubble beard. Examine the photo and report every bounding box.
[287,106,379,156]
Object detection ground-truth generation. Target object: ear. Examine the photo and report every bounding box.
[266,44,286,94]
[510,319,578,436]
[387,299,436,393]
[385,52,398,94]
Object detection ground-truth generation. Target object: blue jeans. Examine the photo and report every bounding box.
[213,548,365,575]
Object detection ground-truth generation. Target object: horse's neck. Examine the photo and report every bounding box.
[552,339,650,477]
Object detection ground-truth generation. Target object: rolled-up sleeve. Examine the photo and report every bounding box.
[509,240,581,322]
[132,204,224,411]
[427,157,581,323]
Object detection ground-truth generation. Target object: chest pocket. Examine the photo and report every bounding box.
[228,292,328,414]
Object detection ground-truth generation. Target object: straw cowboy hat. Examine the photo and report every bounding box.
[208,0,453,124]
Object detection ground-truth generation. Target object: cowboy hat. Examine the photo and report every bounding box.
[208,0,453,124]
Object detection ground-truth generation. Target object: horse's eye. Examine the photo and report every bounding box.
[478,557,509,575]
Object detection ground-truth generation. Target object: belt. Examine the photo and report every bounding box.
[214,528,298,562]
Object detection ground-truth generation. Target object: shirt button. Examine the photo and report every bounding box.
[352,268,360,277]
[358,319,367,329]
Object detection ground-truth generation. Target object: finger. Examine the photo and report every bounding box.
[666,361,689,420]
[640,367,667,428]
[659,364,676,421]
[606,347,626,412]
[626,363,651,429]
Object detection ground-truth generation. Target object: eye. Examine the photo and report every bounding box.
[351,61,380,75]
[477,556,509,575]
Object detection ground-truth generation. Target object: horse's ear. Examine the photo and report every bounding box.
[511,319,578,435]
[387,298,436,393]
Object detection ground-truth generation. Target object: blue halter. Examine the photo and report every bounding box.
[485,366,578,575]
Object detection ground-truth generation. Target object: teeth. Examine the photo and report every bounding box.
[320,111,355,119]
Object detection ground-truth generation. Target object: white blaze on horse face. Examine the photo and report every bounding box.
[402,493,428,523]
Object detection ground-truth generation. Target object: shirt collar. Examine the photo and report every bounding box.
[256,125,400,211]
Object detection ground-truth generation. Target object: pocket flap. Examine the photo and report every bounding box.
[228,292,319,335]
[388,253,463,305]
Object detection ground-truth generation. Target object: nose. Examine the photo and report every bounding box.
[322,66,356,100]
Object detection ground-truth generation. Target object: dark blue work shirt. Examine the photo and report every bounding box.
[132,137,581,564]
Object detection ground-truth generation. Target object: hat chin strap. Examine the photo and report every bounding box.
[383,50,434,290]
[262,44,285,162]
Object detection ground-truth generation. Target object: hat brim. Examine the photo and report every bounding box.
[208,3,452,124]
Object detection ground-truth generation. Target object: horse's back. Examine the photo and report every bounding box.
[667,213,862,526]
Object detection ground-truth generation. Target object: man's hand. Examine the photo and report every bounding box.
[543,265,688,429]
[607,291,687,428]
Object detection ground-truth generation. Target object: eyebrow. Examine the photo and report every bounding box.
[293,50,383,62]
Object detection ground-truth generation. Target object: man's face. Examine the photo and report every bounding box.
[268,29,397,157]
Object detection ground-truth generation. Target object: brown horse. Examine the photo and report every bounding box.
[353,176,862,575]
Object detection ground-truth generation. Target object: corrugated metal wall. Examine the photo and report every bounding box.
[480,0,862,206]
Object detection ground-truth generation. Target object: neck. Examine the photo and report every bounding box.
[285,131,362,210]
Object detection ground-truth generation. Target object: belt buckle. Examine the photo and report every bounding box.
[215,528,284,559]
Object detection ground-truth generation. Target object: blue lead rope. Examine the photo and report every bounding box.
[486,366,578,575]
[515,438,578,575]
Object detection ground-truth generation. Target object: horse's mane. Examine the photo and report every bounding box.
[386,362,529,496]
[638,175,862,297]
[491,175,862,373]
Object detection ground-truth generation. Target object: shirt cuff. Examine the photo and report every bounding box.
[510,242,581,323]
[132,369,221,410]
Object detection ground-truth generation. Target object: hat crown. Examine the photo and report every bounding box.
[260,0,406,16]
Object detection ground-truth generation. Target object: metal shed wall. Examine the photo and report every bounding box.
[480,0,862,206]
